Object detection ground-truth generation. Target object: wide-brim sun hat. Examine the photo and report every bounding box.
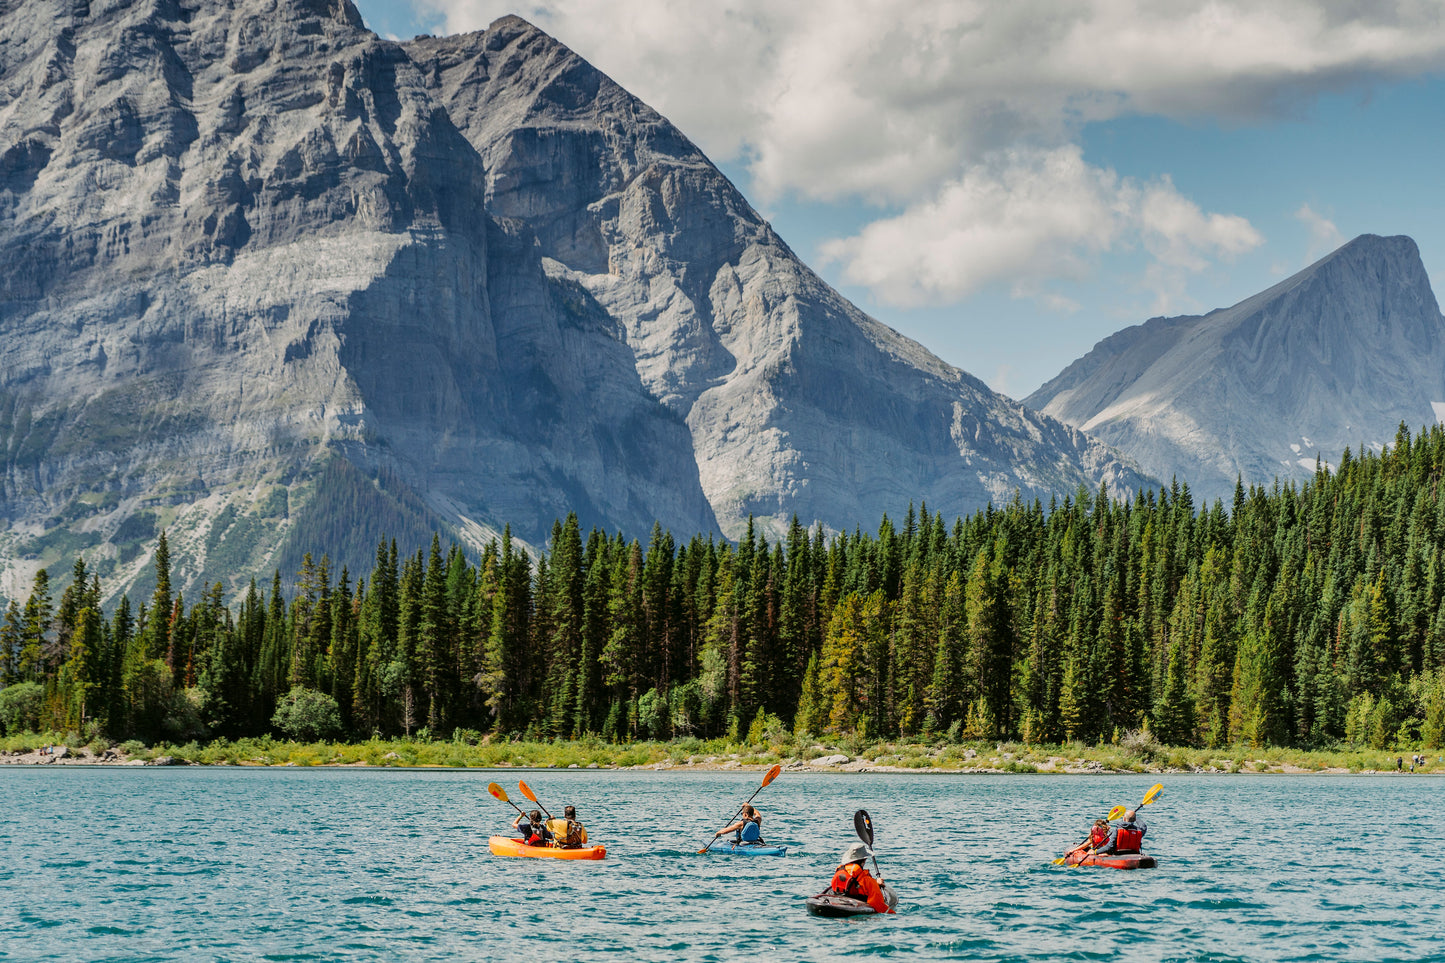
[837,841,872,867]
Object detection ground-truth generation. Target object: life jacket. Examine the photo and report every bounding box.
[550,818,587,848]
[829,863,892,914]
[1089,825,1110,847]
[739,819,762,844]
[831,863,870,899]
[1115,824,1144,854]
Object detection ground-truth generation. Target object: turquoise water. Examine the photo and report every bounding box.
[2,769,1442,961]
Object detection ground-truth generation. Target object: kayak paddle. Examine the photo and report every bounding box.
[853,809,883,880]
[518,779,554,821]
[488,781,527,817]
[698,763,782,854]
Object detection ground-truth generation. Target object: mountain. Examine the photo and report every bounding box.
[0,0,1151,603]
[1026,234,1445,504]
[401,17,1152,531]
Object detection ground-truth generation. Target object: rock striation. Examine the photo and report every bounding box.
[403,17,1152,539]
[0,0,1150,602]
[1027,235,1445,504]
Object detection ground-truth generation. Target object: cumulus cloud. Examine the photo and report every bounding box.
[818,147,1262,308]
[418,0,1445,201]
[412,0,1442,301]
[1296,203,1346,259]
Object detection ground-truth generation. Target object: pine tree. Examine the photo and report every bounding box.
[1153,640,1195,745]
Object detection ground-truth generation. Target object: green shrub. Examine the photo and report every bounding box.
[0,682,45,735]
[270,687,342,742]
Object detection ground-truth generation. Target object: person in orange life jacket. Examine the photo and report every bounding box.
[712,803,765,846]
[1099,810,1147,855]
[1066,819,1112,860]
[830,841,894,914]
[512,809,553,846]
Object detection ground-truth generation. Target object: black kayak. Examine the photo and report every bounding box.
[806,885,898,918]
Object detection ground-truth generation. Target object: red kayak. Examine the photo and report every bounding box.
[1065,850,1156,870]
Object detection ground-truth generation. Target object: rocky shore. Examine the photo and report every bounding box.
[0,747,187,766]
[0,746,1392,774]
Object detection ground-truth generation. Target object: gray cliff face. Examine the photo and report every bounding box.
[0,0,715,600]
[406,17,1153,541]
[1,1,1148,601]
[1027,235,1445,503]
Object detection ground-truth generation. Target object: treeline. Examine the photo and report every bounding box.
[5,424,1445,750]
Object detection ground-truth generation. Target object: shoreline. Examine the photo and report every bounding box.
[2,743,1438,775]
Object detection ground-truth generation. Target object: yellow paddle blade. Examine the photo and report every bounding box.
[1106,805,1126,822]
[1052,855,1067,865]
[1142,783,1163,806]
[519,780,538,803]
[488,782,509,803]
[761,763,782,788]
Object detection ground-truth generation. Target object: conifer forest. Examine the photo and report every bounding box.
[6,424,1445,752]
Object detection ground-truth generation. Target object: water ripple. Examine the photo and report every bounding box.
[2,770,1443,960]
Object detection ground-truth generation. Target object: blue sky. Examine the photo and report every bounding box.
[354,0,1445,398]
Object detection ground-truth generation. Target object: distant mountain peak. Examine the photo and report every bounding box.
[1027,233,1445,503]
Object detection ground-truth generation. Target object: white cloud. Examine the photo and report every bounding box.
[409,0,1440,303]
[1295,203,1345,259]
[817,146,1262,308]
[417,0,1445,203]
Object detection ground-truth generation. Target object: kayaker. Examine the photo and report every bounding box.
[555,805,588,849]
[1099,809,1147,855]
[1065,819,1111,860]
[513,809,553,846]
[712,803,765,846]
[828,842,894,914]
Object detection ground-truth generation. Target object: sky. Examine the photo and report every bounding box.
[353,0,1445,399]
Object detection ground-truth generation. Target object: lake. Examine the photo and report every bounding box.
[1,768,1441,961]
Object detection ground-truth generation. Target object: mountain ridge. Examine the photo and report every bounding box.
[1027,234,1445,501]
[1,0,1152,604]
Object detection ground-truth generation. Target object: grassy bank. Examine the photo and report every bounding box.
[3,728,1441,773]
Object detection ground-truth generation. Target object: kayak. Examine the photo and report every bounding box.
[1064,850,1156,870]
[806,884,898,917]
[708,842,788,857]
[488,836,606,860]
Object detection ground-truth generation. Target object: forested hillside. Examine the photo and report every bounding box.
[5,424,1445,751]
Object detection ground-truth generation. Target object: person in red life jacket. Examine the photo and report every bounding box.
[1100,809,1147,855]
[512,809,553,846]
[829,842,894,914]
[1065,819,1111,861]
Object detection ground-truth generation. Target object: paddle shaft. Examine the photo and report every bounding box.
[700,767,779,852]
[700,792,760,853]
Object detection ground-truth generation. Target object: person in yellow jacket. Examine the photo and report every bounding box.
[551,805,588,849]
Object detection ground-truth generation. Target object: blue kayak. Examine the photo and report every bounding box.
[708,841,788,856]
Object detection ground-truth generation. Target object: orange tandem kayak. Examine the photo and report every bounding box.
[488,836,607,860]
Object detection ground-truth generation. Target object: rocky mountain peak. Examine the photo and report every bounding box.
[1028,234,1445,503]
[1,0,1151,604]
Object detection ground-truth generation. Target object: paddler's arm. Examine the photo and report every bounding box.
[714,819,744,838]
[863,874,891,914]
